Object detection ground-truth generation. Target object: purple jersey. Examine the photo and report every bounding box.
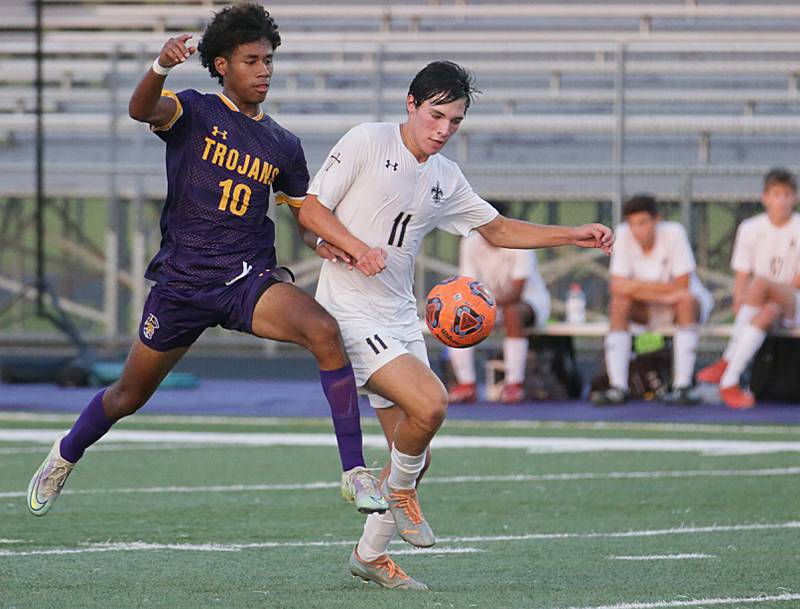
[147,89,309,287]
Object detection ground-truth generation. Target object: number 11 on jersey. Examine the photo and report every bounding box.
[389,212,412,247]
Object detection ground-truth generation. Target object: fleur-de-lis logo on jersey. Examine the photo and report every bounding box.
[212,126,228,140]
[431,181,444,205]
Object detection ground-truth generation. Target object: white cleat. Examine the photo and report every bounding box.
[27,434,75,516]
[341,466,388,514]
[349,547,428,590]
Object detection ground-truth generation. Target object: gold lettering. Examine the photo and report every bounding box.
[211,142,228,166]
[258,162,273,185]
[236,153,251,175]
[225,149,240,171]
[202,137,215,160]
[247,157,261,180]
[270,166,280,185]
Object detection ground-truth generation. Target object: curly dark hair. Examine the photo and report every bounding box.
[198,3,281,85]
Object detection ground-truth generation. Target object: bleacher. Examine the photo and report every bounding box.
[2,1,800,200]
[2,1,800,340]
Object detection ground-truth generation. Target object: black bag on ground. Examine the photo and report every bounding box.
[750,336,800,402]
[590,346,672,400]
[525,335,583,400]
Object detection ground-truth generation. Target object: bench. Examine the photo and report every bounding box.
[483,322,800,398]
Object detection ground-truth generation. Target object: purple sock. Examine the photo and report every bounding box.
[59,390,115,463]
[319,364,366,471]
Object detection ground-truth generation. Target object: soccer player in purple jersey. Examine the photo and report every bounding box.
[27,3,386,517]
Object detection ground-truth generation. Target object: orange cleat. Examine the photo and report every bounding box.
[719,385,756,410]
[448,383,477,404]
[697,359,728,385]
[499,383,525,404]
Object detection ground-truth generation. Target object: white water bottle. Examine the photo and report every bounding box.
[565,283,586,324]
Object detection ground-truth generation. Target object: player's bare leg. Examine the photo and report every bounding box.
[350,404,431,589]
[251,281,386,513]
[499,302,534,403]
[364,355,445,547]
[28,342,188,516]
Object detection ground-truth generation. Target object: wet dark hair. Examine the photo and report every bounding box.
[622,194,659,218]
[198,3,281,85]
[763,167,797,193]
[407,60,480,111]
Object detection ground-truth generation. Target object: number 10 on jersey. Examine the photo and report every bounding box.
[218,179,252,217]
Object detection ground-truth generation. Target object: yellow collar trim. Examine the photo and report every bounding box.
[217,92,263,121]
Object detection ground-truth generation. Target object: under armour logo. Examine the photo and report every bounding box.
[385,160,398,171]
[212,126,228,140]
[431,181,443,203]
[325,152,342,171]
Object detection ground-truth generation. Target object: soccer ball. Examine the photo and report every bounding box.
[425,275,496,348]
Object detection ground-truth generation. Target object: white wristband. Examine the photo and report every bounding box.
[151,58,173,76]
[315,236,325,248]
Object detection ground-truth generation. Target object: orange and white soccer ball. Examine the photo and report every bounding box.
[425,275,496,348]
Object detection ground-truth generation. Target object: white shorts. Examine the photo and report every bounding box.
[782,290,800,328]
[644,287,714,329]
[338,321,430,409]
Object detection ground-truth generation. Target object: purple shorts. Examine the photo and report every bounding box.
[138,267,292,352]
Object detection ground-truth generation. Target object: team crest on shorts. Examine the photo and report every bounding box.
[142,314,160,340]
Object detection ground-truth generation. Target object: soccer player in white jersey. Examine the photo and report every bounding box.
[298,61,613,590]
[697,168,800,409]
[591,195,714,406]
[448,204,552,404]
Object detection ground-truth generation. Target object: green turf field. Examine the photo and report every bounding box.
[1,414,799,609]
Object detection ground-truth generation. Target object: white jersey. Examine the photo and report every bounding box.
[610,221,713,319]
[730,212,800,284]
[308,122,498,336]
[459,232,551,326]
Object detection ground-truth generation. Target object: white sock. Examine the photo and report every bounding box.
[503,337,528,384]
[720,324,767,388]
[722,305,759,361]
[388,445,426,490]
[673,325,699,388]
[356,511,396,561]
[448,346,476,385]
[605,331,631,390]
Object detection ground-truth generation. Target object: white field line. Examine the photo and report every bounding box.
[1,466,798,499]
[560,593,800,609]
[3,429,800,455]
[3,411,799,435]
[0,443,208,455]
[0,521,797,558]
[609,553,717,561]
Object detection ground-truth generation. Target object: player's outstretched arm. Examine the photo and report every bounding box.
[298,195,387,275]
[477,215,614,254]
[129,34,196,127]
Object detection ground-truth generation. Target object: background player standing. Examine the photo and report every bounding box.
[698,168,800,409]
[299,60,614,589]
[27,3,386,518]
